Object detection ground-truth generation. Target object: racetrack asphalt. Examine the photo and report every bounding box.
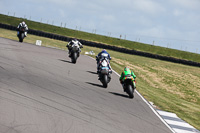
[0,37,172,133]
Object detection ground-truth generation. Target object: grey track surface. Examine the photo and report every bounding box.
[0,37,172,133]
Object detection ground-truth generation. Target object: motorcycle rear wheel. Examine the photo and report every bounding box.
[102,75,108,88]
[127,85,134,98]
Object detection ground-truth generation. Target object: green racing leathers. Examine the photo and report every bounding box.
[119,67,136,88]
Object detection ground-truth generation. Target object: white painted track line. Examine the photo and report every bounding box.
[157,110,200,133]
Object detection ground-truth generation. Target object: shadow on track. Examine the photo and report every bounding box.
[85,82,103,88]
[109,92,129,98]
[86,71,98,75]
[58,59,73,64]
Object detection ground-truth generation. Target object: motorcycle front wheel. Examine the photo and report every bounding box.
[71,52,77,63]
[19,33,24,42]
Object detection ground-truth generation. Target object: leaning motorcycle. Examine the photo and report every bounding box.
[17,26,26,42]
[98,58,112,88]
[70,43,81,63]
[122,76,135,98]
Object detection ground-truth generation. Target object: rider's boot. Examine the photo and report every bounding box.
[25,32,27,37]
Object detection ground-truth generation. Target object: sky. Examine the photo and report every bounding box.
[0,0,200,53]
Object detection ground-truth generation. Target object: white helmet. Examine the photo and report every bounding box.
[22,21,25,26]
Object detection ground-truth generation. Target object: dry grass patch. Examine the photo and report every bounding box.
[112,57,185,96]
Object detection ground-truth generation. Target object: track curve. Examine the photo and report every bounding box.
[0,37,172,133]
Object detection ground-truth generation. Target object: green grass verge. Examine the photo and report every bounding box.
[0,29,200,130]
[1,13,200,63]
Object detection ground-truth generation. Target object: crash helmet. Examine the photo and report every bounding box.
[22,21,25,26]
[102,49,106,52]
[73,38,78,41]
[124,67,130,71]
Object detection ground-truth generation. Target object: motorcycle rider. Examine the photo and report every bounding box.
[66,38,83,57]
[17,21,28,37]
[96,49,112,73]
[119,67,136,90]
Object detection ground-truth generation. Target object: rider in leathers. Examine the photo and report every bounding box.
[66,38,83,57]
[96,49,112,73]
[119,67,136,89]
[17,21,28,37]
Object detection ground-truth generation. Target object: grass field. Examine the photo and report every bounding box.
[0,28,200,130]
[1,13,200,63]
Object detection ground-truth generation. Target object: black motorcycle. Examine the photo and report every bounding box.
[98,58,112,88]
[17,26,26,42]
[122,76,135,98]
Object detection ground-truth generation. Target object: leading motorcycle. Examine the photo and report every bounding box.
[17,26,26,42]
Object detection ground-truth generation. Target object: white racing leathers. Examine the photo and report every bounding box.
[67,40,83,63]
[17,23,28,37]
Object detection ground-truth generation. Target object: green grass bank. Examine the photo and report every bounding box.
[1,13,200,63]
